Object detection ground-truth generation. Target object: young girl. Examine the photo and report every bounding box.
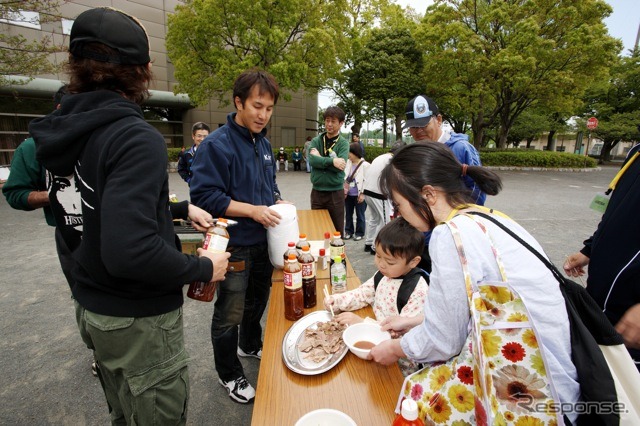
[324,218,428,374]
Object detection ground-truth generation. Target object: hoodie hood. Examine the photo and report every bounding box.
[31,90,144,176]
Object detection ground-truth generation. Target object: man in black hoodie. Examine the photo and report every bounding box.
[565,142,640,371]
[30,7,229,423]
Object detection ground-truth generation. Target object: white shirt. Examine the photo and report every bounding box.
[363,153,392,194]
[401,214,580,417]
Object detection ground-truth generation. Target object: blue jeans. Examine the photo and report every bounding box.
[345,195,366,237]
[211,243,272,382]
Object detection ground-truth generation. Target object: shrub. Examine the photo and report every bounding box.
[479,149,597,168]
[168,148,182,162]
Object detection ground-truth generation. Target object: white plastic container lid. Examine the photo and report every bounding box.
[401,399,419,421]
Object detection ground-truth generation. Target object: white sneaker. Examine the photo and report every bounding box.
[237,347,262,360]
[219,376,256,403]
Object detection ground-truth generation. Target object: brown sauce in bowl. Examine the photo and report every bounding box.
[353,340,375,350]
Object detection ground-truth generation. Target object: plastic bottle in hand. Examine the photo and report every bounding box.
[187,218,230,302]
[392,399,424,426]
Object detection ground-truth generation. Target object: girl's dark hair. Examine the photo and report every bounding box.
[374,218,424,262]
[380,142,502,229]
[192,122,210,134]
[323,106,345,122]
[349,142,363,158]
[233,68,279,107]
[65,44,152,105]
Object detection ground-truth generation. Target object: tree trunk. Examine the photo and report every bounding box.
[382,98,388,149]
[601,139,620,163]
[526,137,534,148]
[395,115,403,141]
[471,113,484,149]
[546,130,556,151]
[497,126,508,149]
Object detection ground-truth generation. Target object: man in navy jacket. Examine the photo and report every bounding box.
[190,69,287,403]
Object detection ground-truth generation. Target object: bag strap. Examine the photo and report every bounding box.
[346,160,364,183]
[465,211,567,286]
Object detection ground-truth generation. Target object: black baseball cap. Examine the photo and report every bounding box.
[404,95,439,129]
[69,7,150,65]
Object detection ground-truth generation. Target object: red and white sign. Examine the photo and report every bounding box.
[587,117,599,130]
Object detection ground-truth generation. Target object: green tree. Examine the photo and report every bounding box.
[507,109,551,148]
[0,0,64,85]
[583,54,640,161]
[417,0,620,148]
[166,0,352,106]
[348,26,423,147]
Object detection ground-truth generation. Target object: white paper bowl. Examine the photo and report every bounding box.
[342,322,391,360]
[295,408,357,426]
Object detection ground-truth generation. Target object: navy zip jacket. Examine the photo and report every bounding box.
[189,113,281,247]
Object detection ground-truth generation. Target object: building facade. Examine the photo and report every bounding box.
[0,1,319,166]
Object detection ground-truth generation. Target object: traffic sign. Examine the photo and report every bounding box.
[587,117,598,130]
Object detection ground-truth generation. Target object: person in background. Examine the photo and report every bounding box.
[369,143,579,422]
[404,95,485,272]
[362,139,406,254]
[276,146,288,172]
[303,136,312,173]
[178,122,210,185]
[352,133,365,158]
[324,218,428,374]
[30,8,229,423]
[343,142,369,241]
[308,106,349,237]
[190,69,287,404]
[564,142,640,371]
[292,146,302,171]
[3,85,75,291]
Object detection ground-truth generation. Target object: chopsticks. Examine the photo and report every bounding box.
[323,284,334,317]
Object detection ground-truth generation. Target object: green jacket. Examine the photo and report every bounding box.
[308,133,349,191]
[2,137,55,226]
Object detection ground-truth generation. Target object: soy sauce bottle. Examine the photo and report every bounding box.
[298,246,316,308]
[187,218,230,302]
[283,253,303,320]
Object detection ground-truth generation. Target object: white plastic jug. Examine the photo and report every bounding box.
[267,203,300,269]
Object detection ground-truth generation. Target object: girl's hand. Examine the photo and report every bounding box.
[334,312,363,326]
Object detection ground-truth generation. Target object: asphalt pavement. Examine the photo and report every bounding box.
[0,165,618,425]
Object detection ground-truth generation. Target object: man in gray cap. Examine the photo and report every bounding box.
[404,95,486,272]
[404,95,485,205]
[30,7,229,424]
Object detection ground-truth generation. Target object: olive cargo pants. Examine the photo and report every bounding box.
[75,302,189,425]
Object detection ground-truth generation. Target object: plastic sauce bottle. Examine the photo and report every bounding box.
[187,218,230,302]
[330,256,347,294]
[296,233,311,255]
[283,241,297,264]
[318,248,328,271]
[298,246,316,308]
[392,399,424,426]
[330,232,345,260]
[323,232,331,251]
[283,253,304,321]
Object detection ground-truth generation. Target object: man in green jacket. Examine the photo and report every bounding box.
[2,88,75,291]
[308,106,349,236]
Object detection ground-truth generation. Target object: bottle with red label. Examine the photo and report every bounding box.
[392,399,424,426]
[298,246,316,308]
[187,218,229,302]
[283,253,304,320]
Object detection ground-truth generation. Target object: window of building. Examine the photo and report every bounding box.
[281,127,296,147]
[0,10,41,30]
[61,18,73,35]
